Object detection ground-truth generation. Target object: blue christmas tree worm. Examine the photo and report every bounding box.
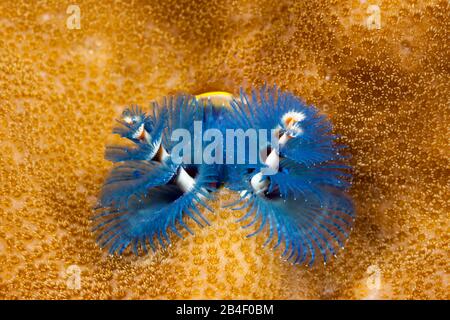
[92,87,355,266]
[224,86,355,266]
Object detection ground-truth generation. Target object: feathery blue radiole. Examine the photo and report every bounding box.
[92,96,218,255]
[224,85,355,266]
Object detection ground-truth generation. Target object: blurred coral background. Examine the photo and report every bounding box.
[0,0,448,299]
